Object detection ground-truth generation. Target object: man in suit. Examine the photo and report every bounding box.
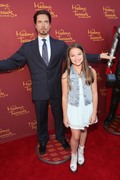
[0,10,112,155]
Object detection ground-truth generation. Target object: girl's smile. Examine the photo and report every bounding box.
[69,47,84,66]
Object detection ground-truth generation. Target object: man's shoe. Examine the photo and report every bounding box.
[104,114,114,126]
[60,139,70,150]
[39,144,46,155]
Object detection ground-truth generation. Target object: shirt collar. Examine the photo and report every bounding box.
[38,35,50,42]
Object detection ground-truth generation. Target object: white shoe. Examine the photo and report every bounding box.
[70,153,77,172]
[78,146,85,165]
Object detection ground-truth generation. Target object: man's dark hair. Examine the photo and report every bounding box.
[33,10,52,24]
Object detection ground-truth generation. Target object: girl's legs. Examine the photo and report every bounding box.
[70,128,81,153]
[70,129,81,172]
[79,127,87,147]
[78,127,88,165]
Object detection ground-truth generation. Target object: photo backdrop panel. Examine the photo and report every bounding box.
[0,0,119,144]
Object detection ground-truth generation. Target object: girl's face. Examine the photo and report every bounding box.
[69,47,84,66]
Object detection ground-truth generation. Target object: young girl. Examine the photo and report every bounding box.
[62,43,98,172]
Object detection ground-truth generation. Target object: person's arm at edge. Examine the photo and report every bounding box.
[86,53,115,63]
[0,44,26,72]
[90,68,98,123]
[61,72,69,128]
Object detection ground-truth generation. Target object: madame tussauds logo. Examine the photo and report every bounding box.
[16,30,35,43]
[88,29,104,42]
[97,73,102,82]
[34,2,57,18]
[55,29,75,43]
[0,89,8,98]
[72,4,91,19]
[23,80,32,92]
[0,3,17,17]
[0,128,15,139]
[100,87,107,96]
[28,120,37,130]
[103,6,118,19]
[7,105,30,116]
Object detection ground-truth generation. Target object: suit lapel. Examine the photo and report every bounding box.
[48,37,57,66]
[32,38,40,58]
[32,37,57,67]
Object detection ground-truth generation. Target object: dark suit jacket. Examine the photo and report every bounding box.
[0,37,99,100]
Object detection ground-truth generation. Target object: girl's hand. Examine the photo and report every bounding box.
[89,113,97,124]
[63,118,69,128]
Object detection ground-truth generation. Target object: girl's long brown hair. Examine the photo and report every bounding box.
[66,43,94,91]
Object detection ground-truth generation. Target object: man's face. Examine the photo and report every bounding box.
[35,14,51,37]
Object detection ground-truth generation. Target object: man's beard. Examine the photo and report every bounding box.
[39,30,48,36]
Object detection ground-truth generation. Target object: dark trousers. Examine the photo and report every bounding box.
[107,53,120,121]
[34,98,65,144]
[110,52,120,115]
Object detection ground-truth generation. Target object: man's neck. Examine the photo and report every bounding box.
[38,34,49,39]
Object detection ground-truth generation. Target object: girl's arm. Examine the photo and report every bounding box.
[61,72,69,128]
[90,68,98,123]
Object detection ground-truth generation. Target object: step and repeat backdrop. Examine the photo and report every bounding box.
[0,0,119,143]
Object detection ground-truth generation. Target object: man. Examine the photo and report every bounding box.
[0,10,112,155]
[104,26,120,126]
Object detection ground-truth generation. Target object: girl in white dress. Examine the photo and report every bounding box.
[62,43,98,172]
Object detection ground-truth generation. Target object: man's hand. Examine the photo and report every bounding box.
[100,53,115,60]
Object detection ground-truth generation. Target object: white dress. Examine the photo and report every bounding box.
[67,77,98,130]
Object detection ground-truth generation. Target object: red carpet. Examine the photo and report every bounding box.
[0,114,120,180]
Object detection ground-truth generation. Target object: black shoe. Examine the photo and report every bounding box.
[39,144,46,155]
[104,114,114,126]
[60,139,70,150]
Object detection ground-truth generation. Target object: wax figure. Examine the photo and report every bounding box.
[0,10,112,155]
[104,26,120,125]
